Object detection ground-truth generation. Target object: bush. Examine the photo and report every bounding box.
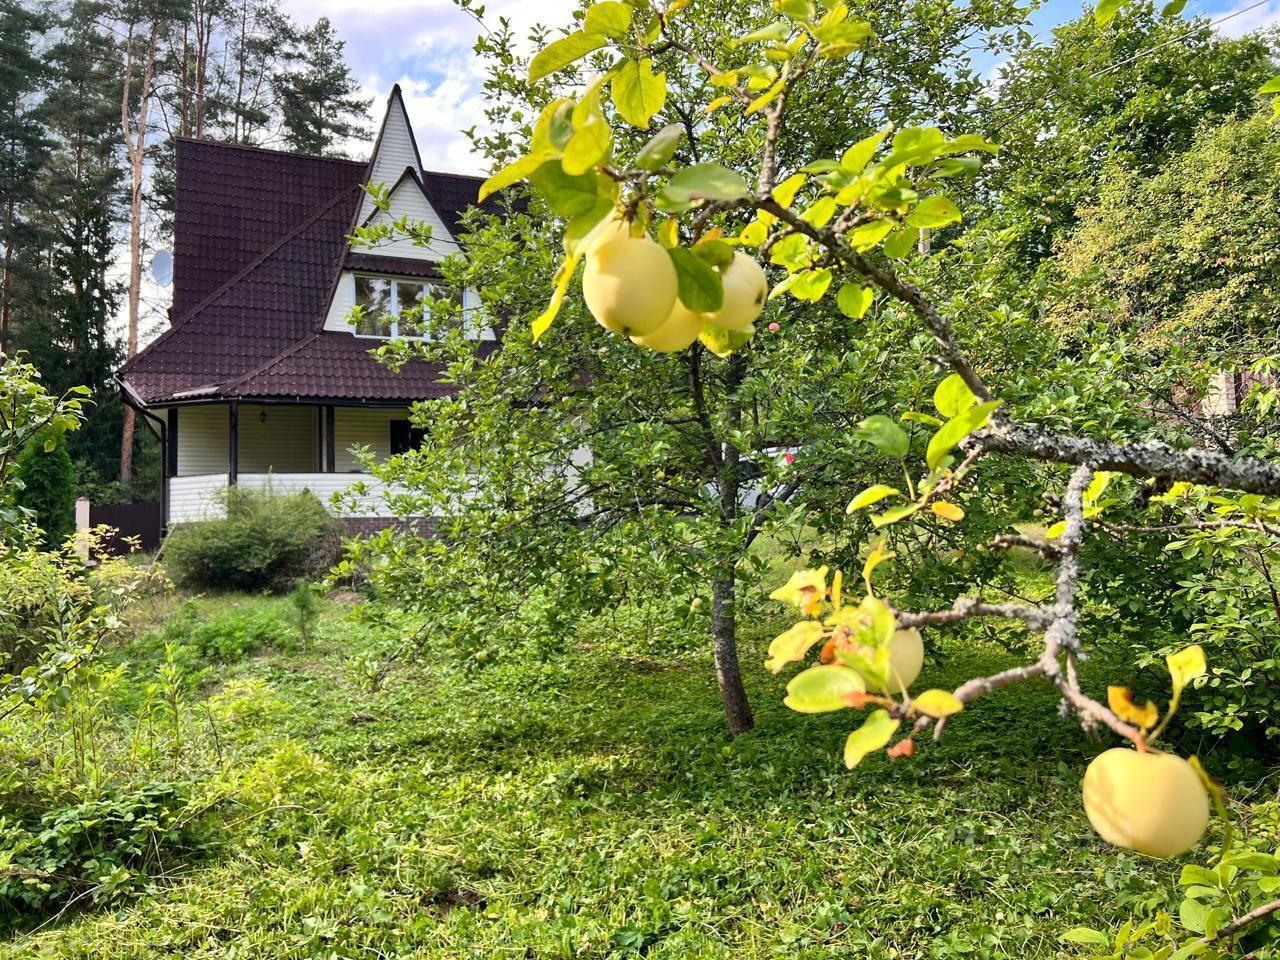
[165,487,342,592]
[0,783,206,926]
[14,431,76,549]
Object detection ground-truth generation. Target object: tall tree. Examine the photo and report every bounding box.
[276,17,369,156]
[105,0,187,498]
[216,0,295,145]
[13,6,126,493]
[0,0,51,356]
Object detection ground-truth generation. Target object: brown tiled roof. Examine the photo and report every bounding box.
[120,131,488,406]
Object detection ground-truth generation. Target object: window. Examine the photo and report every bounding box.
[389,419,426,455]
[352,274,467,339]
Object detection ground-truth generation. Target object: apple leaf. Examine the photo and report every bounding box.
[785,664,866,714]
[843,709,900,768]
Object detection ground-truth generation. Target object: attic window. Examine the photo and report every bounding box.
[352,274,462,339]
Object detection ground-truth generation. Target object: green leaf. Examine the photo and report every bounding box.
[1179,865,1219,888]
[900,411,942,427]
[1094,0,1125,25]
[812,20,873,57]
[773,0,816,21]
[933,374,976,418]
[529,160,602,217]
[785,664,866,714]
[531,98,575,153]
[801,196,837,227]
[841,127,889,173]
[529,31,608,82]
[479,154,545,203]
[583,1,633,38]
[882,226,918,259]
[847,484,901,513]
[854,414,909,458]
[659,164,751,208]
[563,198,616,256]
[735,21,792,44]
[837,283,873,319]
[1060,928,1110,946]
[635,123,684,170]
[771,172,808,208]
[1161,0,1187,15]
[925,400,1001,470]
[668,247,724,312]
[745,78,785,116]
[848,219,894,252]
[871,502,921,528]
[765,621,826,673]
[562,117,612,176]
[789,268,832,303]
[698,324,753,357]
[906,195,962,228]
[1260,75,1280,95]
[843,710,899,768]
[612,58,667,129]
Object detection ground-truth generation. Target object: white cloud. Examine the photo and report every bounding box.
[1211,0,1280,36]
[279,0,578,173]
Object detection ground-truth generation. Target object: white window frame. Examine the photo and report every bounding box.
[350,273,492,341]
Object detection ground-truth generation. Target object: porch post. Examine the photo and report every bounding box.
[325,405,336,472]
[228,400,238,486]
[166,408,178,477]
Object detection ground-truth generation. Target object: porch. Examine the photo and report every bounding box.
[162,402,417,524]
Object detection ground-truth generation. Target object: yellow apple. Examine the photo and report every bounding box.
[584,215,631,254]
[705,252,768,331]
[583,235,678,336]
[877,627,924,695]
[631,301,708,352]
[1082,748,1209,858]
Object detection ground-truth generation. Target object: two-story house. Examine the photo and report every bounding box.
[118,87,490,531]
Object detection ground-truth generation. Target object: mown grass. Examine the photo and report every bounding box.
[3,593,1236,959]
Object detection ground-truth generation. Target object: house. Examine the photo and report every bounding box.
[118,87,493,532]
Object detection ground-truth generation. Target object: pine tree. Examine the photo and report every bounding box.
[277,17,369,157]
[0,0,52,355]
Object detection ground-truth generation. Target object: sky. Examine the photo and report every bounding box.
[278,0,1280,176]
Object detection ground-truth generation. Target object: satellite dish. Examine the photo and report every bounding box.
[150,249,173,286]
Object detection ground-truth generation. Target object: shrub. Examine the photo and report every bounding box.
[164,487,342,592]
[14,431,76,549]
[0,783,206,926]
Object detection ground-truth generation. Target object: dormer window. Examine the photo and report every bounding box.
[353,274,461,339]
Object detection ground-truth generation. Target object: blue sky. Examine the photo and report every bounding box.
[288,0,1278,173]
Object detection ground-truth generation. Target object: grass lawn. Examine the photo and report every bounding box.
[2,592,1231,959]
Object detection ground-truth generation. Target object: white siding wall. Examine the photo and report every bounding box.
[169,473,401,523]
[360,179,458,261]
[238,405,317,473]
[176,405,229,476]
[358,95,421,222]
[334,407,409,471]
[323,272,357,333]
[175,404,317,476]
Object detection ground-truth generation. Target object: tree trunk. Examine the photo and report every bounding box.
[711,571,754,737]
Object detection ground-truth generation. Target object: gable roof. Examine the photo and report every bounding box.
[121,88,489,407]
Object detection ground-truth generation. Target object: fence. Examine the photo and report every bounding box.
[79,498,164,554]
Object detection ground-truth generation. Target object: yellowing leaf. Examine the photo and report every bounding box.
[931,501,964,522]
[1168,645,1207,698]
[785,664,865,713]
[925,400,1001,470]
[861,540,895,588]
[912,689,964,718]
[1107,686,1159,730]
[847,484,900,513]
[830,569,843,612]
[843,709,900,768]
[531,252,583,340]
[769,567,828,616]
[612,57,667,129]
[765,621,826,673]
[1045,519,1066,539]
